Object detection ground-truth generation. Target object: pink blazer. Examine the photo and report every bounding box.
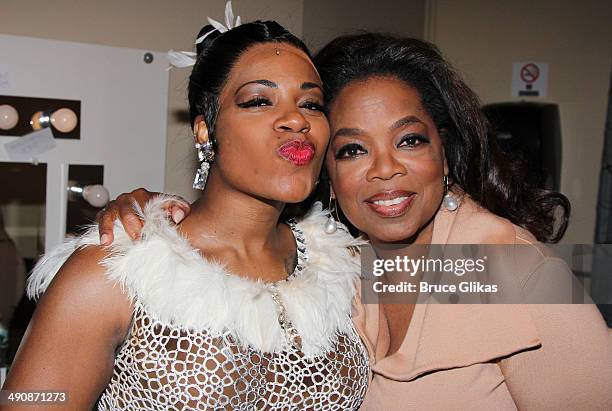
[353,195,612,410]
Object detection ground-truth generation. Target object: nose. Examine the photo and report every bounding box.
[365,149,407,181]
[274,109,311,134]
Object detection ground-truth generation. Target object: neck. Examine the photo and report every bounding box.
[180,172,285,253]
[368,218,434,300]
[369,216,435,257]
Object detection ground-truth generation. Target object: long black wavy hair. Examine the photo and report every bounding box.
[313,33,570,243]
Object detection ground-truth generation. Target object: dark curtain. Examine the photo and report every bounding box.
[593,69,612,326]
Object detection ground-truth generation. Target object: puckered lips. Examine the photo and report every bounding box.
[277,139,316,166]
[364,190,416,217]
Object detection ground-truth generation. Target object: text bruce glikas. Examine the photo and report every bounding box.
[370,256,499,294]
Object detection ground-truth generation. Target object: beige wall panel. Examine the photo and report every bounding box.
[302,0,425,52]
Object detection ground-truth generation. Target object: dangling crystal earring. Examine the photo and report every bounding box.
[442,175,459,211]
[193,140,215,190]
[324,189,339,234]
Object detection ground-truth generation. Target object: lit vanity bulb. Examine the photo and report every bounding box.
[50,108,78,133]
[0,104,19,130]
[82,185,110,208]
[30,111,50,130]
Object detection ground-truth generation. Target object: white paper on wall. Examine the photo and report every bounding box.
[3,128,56,161]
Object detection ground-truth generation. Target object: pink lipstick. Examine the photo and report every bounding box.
[365,190,415,217]
[277,140,315,166]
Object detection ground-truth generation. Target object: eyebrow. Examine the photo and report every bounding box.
[333,127,364,139]
[333,115,424,140]
[391,115,424,129]
[235,80,322,95]
[301,82,323,91]
[235,79,277,94]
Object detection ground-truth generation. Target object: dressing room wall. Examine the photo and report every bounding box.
[0,0,304,202]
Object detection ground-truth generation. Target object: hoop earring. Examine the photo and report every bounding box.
[324,191,339,234]
[193,140,215,190]
[442,175,459,211]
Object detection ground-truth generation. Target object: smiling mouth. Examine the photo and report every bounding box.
[277,140,315,166]
[365,191,415,217]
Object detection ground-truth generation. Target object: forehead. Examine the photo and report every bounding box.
[330,76,428,124]
[226,43,320,87]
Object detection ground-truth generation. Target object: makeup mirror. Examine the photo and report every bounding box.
[0,162,46,366]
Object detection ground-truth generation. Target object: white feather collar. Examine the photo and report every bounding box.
[28,197,363,357]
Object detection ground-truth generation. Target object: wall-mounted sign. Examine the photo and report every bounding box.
[512,62,548,97]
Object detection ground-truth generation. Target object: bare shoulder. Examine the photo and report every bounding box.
[40,244,133,329]
[3,246,133,403]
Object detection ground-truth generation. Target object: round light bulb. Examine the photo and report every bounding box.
[30,111,50,130]
[0,104,19,130]
[50,108,78,133]
[82,185,110,208]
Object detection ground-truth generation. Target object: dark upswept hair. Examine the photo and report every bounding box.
[313,33,570,243]
[187,21,313,219]
[188,20,311,138]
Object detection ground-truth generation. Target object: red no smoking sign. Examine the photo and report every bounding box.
[512,62,548,97]
[520,63,540,83]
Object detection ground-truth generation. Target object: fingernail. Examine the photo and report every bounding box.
[101,234,109,245]
[172,209,185,224]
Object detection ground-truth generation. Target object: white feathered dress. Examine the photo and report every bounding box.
[28,198,369,410]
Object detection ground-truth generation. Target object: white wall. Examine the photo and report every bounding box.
[429,0,612,243]
[0,0,304,202]
[1,35,169,250]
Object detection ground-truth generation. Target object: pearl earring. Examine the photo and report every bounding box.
[443,175,459,211]
[324,190,338,234]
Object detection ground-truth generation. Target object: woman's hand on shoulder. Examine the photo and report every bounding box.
[97,187,191,245]
[2,246,133,409]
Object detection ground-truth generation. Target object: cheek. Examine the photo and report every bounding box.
[311,116,331,147]
[408,155,445,213]
[214,114,273,169]
[327,158,362,198]
[327,159,368,223]
[411,158,444,186]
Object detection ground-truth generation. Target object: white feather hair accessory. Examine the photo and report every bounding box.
[167,0,242,69]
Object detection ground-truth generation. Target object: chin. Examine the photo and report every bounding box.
[371,232,411,244]
[273,178,315,203]
[365,223,418,244]
[278,192,309,204]
[266,189,311,204]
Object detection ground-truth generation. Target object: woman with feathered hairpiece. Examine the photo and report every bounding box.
[2,4,370,409]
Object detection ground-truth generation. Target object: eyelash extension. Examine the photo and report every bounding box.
[335,143,366,159]
[301,101,325,112]
[237,98,325,112]
[398,134,429,147]
[237,97,271,108]
[334,134,430,159]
